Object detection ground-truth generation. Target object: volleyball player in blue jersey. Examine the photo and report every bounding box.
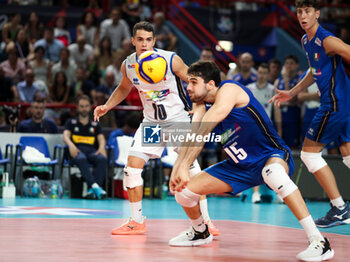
[168,61,333,261]
[271,0,350,228]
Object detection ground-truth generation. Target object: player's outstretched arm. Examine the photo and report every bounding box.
[172,54,189,82]
[94,62,133,121]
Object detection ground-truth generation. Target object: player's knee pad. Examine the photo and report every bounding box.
[175,188,200,208]
[189,159,202,178]
[300,151,327,173]
[343,155,350,169]
[123,166,143,189]
[262,163,298,199]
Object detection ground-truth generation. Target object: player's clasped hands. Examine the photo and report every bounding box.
[169,165,190,193]
[93,105,108,122]
[268,88,293,107]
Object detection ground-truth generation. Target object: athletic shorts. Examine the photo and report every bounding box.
[204,150,295,195]
[306,108,350,145]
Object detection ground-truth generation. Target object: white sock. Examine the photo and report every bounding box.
[199,199,211,222]
[92,183,99,188]
[300,215,324,242]
[330,196,346,210]
[191,215,206,233]
[130,201,143,223]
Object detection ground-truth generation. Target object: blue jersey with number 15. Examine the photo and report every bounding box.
[205,80,292,168]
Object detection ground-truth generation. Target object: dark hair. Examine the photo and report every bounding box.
[99,36,112,56]
[188,61,221,87]
[285,54,299,64]
[52,71,68,102]
[268,58,281,67]
[76,94,91,104]
[44,27,54,33]
[133,21,154,37]
[80,10,97,26]
[295,0,320,10]
[202,46,213,54]
[34,45,45,54]
[258,63,269,71]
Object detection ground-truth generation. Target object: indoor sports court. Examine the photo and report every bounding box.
[1,197,350,261]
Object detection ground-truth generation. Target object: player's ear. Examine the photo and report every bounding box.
[315,9,320,20]
[207,80,216,89]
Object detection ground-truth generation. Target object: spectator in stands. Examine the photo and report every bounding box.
[86,54,101,87]
[49,71,70,104]
[17,68,41,103]
[179,0,200,8]
[268,58,281,84]
[68,35,94,69]
[14,96,58,133]
[1,12,22,46]
[274,55,301,150]
[76,10,99,48]
[153,12,177,51]
[34,27,64,63]
[24,12,44,45]
[120,38,134,57]
[51,47,77,86]
[54,15,71,47]
[199,46,226,81]
[98,71,116,97]
[28,46,51,89]
[226,53,242,80]
[105,51,125,86]
[100,7,130,52]
[94,36,114,76]
[1,42,25,85]
[121,0,144,32]
[63,95,107,199]
[70,67,95,99]
[247,63,276,204]
[14,28,33,62]
[0,65,17,102]
[231,52,257,86]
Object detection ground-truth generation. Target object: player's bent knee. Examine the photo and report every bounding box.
[124,166,143,189]
[343,155,350,169]
[300,151,327,174]
[175,188,200,208]
[262,163,298,199]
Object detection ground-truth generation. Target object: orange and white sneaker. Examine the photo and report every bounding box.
[111,217,146,235]
[206,220,220,236]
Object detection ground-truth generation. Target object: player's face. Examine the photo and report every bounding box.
[187,75,208,103]
[132,30,155,56]
[77,99,91,118]
[296,6,320,31]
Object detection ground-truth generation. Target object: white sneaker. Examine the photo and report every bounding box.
[296,237,334,261]
[169,225,213,246]
[252,192,261,203]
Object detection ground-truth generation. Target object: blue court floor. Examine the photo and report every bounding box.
[1,196,350,236]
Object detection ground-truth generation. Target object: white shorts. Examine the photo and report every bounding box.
[128,119,202,177]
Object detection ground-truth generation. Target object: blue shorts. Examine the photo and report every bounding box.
[306,109,350,144]
[204,150,295,195]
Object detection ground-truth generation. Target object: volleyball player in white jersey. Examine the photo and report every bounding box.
[94,21,219,235]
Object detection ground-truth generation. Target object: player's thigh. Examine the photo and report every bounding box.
[187,171,233,196]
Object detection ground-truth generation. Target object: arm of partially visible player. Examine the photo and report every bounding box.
[323,36,350,63]
[94,62,134,121]
[171,54,189,82]
[170,84,238,192]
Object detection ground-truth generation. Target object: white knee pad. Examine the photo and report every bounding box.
[300,151,327,174]
[343,155,350,169]
[123,166,143,189]
[189,159,202,178]
[262,163,298,199]
[175,188,200,208]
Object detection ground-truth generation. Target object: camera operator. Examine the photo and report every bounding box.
[11,97,58,133]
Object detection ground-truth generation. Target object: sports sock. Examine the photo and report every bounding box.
[191,215,206,233]
[300,215,324,242]
[330,196,346,210]
[91,183,99,188]
[130,201,143,223]
[199,198,211,222]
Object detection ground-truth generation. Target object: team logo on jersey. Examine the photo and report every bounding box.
[315,37,322,46]
[72,119,77,124]
[140,89,170,101]
[89,127,95,133]
[311,67,322,76]
[314,53,319,61]
[74,126,79,132]
[128,64,135,69]
[303,37,308,45]
[91,121,98,127]
[308,128,314,136]
[143,124,161,144]
[221,123,242,144]
[133,78,140,85]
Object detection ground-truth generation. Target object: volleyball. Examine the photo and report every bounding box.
[135,51,167,84]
